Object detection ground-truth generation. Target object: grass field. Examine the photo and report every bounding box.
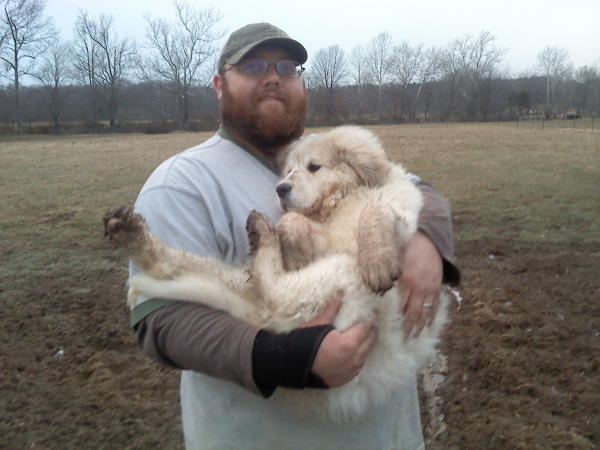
[1,124,598,448]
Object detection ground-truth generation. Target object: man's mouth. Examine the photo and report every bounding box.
[258,93,285,103]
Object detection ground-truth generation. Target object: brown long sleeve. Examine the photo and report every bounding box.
[136,300,262,394]
[416,180,461,285]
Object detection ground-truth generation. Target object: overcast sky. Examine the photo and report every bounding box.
[45,0,600,76]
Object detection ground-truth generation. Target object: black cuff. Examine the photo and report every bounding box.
[443,259,461,286]
[251,325,335,398]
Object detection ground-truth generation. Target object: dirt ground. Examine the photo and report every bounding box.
[426,237,599,449]
[1,229,598,449]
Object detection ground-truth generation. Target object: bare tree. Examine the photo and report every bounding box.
[442,30,505,120]
[390,41,422,119]
[0,0,56,134]
[574,65,599,113]
[535,46,573,115]
[310,45,347,123]
[467,30,505,118]
[438,38,465,120]
[0,0,5,48]
[348,44,370,121]
[139,1,222,130]
[366,32,394,120]
[31,41,72,133]
[412,46,441,120]
[72,10,137,130]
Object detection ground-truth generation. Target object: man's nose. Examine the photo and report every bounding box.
[263,63,281,83]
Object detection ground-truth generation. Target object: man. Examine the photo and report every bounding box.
[131,23,460,449]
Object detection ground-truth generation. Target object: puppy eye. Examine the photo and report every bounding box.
[308,163,321,173]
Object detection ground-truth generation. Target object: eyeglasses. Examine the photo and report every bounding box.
[226,58,305,79]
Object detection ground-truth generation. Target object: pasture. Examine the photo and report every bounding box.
[1,123,598,448]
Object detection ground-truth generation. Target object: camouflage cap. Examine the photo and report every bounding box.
[218,23,307,70]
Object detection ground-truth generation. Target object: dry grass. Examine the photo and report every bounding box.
[1,123,597,295]
[1,124,598,448]
[373,123,599,244]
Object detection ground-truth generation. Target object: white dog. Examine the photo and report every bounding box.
[104,126,449,422]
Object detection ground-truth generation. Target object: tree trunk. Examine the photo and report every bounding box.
[13,57,22,135]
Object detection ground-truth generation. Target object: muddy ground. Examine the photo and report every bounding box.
[2,229,598,449]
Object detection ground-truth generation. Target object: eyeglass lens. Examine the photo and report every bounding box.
[237,59,303,78]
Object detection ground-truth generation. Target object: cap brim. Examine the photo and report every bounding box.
[226,37,307,66]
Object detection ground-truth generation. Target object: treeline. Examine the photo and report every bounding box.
[1,0,598,135]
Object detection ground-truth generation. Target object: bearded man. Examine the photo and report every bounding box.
[130,23,459,449]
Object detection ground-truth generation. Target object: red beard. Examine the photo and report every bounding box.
[220,82,307,154]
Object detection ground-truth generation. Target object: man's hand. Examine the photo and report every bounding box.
[304,292,376,387]
[399,231,443,338]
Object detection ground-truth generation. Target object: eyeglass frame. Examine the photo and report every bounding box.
[223,58,305,79]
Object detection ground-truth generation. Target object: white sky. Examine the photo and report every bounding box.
[45,0,600,76]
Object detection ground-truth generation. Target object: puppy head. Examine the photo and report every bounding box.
[276,126,392,218]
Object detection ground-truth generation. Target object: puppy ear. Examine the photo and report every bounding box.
[334,127,390,187]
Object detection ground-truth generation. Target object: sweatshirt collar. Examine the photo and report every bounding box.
[217,126,280,176]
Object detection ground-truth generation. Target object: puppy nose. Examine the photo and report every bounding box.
[276,183,292,198]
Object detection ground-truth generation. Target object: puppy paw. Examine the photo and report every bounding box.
[103,205,145,247]
[361,262,400,295]
[246,210,277,254]
[357,201,402,294]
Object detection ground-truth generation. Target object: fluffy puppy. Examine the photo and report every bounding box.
[274,126,423,293]
[104,126,448,422]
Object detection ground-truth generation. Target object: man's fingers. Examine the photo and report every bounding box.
[343,319,377,368]
[311,317,376,387]
[301,290,343,328]
[402,291,440,338]
[342,317,375,341]
[355,321,377,359]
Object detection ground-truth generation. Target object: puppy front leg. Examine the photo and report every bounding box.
[357,200,402,294]
[246,210,337,331]
[276,212,316,271]
[247,210,286,276]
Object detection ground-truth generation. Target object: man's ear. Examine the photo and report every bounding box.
[214,74,223,101]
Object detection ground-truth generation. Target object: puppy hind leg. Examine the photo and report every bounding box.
[104,204,192,279]
[103,205,144,248]
[357,199,402,294]
[104,205,162,272]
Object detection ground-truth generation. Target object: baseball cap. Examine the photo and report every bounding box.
[218,23,308,70]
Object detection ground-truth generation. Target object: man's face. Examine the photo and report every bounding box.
[214,46,307,155]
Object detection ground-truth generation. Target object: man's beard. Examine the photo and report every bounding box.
[220,82,307,154]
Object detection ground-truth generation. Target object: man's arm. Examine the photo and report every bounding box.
[415,180,460,285]
[136,295,375,397]
[400,181,460,337]
[136,301,260,392]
